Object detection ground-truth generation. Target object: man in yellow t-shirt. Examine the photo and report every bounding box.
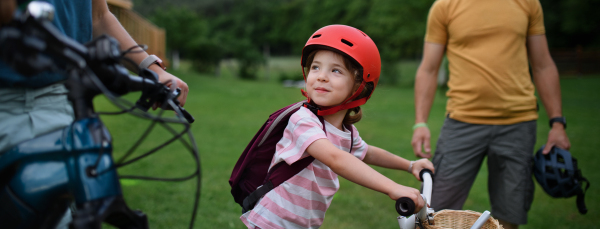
[410,0,571,228]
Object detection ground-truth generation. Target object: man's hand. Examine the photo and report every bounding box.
[542,123,571,154]
[411,126,432,158]
[0,0,16,25]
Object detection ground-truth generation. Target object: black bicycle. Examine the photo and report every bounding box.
[0,2,200,228]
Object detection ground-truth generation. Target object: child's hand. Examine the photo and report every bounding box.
[389,184,426,214]
[410,158,435,181]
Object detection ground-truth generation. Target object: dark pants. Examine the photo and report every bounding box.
[430,117,536,225]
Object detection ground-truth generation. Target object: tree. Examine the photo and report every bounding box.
[540,0,600,48]
[149,6,223,73]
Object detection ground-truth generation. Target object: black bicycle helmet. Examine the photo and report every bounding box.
[533,145,589,214]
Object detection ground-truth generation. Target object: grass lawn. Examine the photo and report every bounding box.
[95,60,599,228]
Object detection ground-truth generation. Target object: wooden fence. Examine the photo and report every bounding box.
[108,5,168,66]
[551,48,600,76]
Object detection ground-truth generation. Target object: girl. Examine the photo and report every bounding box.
[240,25,434,229]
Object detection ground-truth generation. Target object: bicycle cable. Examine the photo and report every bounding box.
[85,46,201,229]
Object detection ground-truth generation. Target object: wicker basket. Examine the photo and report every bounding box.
[423,210,503,229]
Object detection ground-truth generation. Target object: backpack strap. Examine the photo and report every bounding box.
[241,104,354,213]
[242,180,274,213]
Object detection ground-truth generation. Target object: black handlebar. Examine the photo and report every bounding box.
[395,197,416,217]
[0,7,194,123]
[131,69,195,123]
[395,169,434,216]
[419,169,434,183]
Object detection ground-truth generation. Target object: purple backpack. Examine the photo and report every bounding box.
[229,101,352,213]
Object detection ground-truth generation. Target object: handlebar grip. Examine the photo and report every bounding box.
[419,169,434,183]
[395,197,415,217]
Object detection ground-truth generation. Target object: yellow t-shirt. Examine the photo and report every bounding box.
[425,0,546,125]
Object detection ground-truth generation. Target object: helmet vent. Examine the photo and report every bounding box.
[341,39,354,47]
[560,169,568,178]
[312,34,321,38]
[557,155,565,164]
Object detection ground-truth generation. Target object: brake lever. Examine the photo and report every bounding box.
[168,88,195,124]
[133,73,195,124]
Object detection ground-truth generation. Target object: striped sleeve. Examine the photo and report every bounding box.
[274,109,328,166]
[350,125,369,160]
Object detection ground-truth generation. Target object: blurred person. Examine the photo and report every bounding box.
[0,1,189,228]
[410,0,570,228]
[0,0,189,153]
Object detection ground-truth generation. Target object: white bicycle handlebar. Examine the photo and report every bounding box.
[397,169,435,229]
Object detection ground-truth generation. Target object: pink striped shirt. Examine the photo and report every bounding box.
[241,106,368,229]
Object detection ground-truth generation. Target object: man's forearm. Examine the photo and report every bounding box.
[414,43,445,124]
[533,64,563,118]
[414,68,438,123]
[528,35,563,119]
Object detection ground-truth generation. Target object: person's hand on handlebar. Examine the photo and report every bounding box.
[90,1,189,108]
[149,64,189,108]
[389,184,426,214]
[409,159,435,182]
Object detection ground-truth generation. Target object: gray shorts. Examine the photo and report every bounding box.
[430,117,536,225]
[0,83,74,153]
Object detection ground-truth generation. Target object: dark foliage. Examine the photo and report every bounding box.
[134,0,600,79]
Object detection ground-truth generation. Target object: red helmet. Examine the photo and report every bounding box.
[301,24,381,116]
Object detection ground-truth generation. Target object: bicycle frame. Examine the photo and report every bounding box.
[0,2,197,228]
[0,117,147,229]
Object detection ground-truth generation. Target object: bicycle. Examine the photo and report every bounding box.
[395,169,502,229]
[0,2,200,228]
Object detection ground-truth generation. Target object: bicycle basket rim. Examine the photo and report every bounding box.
[423,210,504,229]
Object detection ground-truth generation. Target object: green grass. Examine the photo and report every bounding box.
[94,60,599,228]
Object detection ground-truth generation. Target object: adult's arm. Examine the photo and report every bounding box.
[0,0,16,25]
[306,139,425,213]
[91,0,188,106]
[411,42,445,158]
[527,34,570,154]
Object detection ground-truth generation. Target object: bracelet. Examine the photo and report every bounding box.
[139,54,166,70]
[408,160,415,173]
[412,123,428,130]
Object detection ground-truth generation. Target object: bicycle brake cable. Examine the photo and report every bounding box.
[85,56,201,229]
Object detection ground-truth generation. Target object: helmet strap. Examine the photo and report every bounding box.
[300,74,370,116]
[316,97,368,116]
[576,180,589,214]
[575,158,590,214]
